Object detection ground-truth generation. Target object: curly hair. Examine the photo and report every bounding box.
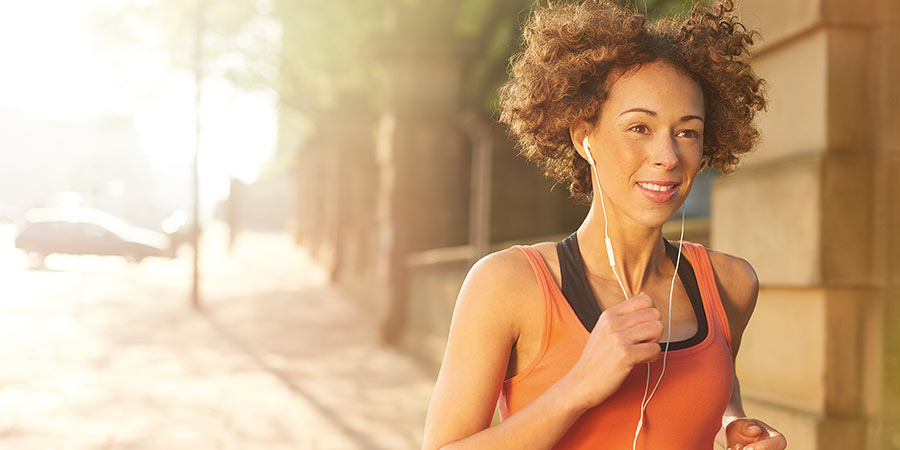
[498,0,767,204]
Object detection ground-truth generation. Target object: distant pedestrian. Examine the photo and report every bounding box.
[423,1,786,449]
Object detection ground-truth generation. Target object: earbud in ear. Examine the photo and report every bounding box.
[582,137,595,166]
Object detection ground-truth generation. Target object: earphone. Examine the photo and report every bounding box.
[581,136,686,450]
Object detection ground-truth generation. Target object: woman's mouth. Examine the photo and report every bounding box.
[636,181,680,203]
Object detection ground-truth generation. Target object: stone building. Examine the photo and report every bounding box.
[716,1,899,448]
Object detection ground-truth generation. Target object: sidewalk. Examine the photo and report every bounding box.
[0,224,435,450]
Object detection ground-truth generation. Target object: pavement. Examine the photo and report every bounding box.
[0,223,435,450]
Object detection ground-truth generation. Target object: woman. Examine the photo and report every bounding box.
[423,1,787,449]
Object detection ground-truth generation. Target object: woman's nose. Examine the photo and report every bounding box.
[650,136,679,169]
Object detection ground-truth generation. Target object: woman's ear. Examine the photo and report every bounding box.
[698,155,709,172]
[569,120,593,161]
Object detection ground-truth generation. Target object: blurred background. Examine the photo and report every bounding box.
[0,0,896,449]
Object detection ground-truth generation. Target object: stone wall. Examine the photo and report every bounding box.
[714,0,899,448]
[293,96,378,300]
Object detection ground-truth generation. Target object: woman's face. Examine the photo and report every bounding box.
[583,60,705,229]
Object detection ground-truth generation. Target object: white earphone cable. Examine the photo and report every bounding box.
[597,184,631,300]
[631,205,685,450]
[583,137,687,450]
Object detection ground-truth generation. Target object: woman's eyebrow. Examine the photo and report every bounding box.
[681,114,705,123]
[618,108,704,122]
[618,107,657,117]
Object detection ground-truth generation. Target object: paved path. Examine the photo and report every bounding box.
[0,224,435,449]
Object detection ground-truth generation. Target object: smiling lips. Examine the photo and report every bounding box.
[636,181,680,203]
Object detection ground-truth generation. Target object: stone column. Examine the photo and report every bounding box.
[328,94,377,292]
[873,1,900,446]
[712,1,899,449]
[370,24,473,343]
[293,98,374,282]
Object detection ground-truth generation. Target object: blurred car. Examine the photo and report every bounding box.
[14,207,174,264]
[161,209,193,251]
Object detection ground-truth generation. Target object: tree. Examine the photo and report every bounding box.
[88,0,703,149]
[88,0,280,96]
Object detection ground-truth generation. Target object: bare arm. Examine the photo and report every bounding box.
[715,374,748,448]
[422,248,583,449]
[430,378,589,450]
[709,251,786,450]
[423,248,664,450]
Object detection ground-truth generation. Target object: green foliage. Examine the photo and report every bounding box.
[455,0,498,37]
[89,0,706,139]
[263,0,707,132]
[274,0,384,112]
[87,0,279,95]
[89,0,257,70]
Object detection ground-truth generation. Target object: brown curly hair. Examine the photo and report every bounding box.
[498,0,767,204]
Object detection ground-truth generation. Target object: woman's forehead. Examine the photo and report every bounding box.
[603,61,705,119]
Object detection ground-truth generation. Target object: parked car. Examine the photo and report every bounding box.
[161,209,193,251]
[14,207,174,264]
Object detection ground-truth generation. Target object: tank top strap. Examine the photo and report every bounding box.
[507,245,574,386]
[679,241,733,349]
[512,245,557,301]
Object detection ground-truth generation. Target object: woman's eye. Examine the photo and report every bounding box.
[629,125,649,134]
[677,129,700,138]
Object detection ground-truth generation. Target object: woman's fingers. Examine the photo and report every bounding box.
[726,419,787,450]
[630,341,661,364]
[597,293,661,334]
[734,419,763,438]
[604,292,654,316]
[613,306,662,330]
[742,434,787,450]
[746,425,787,450]
[621,318,664,343]
[745,420,787,450]
[725,419,761,448]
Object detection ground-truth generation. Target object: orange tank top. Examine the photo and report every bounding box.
[498,241,734,449]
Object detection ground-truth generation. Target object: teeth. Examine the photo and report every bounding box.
[638,182,676,192]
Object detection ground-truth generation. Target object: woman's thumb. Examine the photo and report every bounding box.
[740,421,762,437]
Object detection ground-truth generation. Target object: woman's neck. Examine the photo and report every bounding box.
[576,204,668,298]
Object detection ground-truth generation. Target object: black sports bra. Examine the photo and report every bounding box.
[555,232,708,350]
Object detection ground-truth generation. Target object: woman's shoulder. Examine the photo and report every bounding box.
[457,245,542,305]
[464,244,548,295]
[703,246,760,343]
[454,245,549,341]
[704,248,759,303]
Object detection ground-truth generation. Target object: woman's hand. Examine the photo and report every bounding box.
[562,292,663,411]
[723,417,787,450]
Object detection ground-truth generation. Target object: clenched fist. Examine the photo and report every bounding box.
[562,292,663,412]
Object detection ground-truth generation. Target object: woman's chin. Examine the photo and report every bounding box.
[633,210,683,230]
